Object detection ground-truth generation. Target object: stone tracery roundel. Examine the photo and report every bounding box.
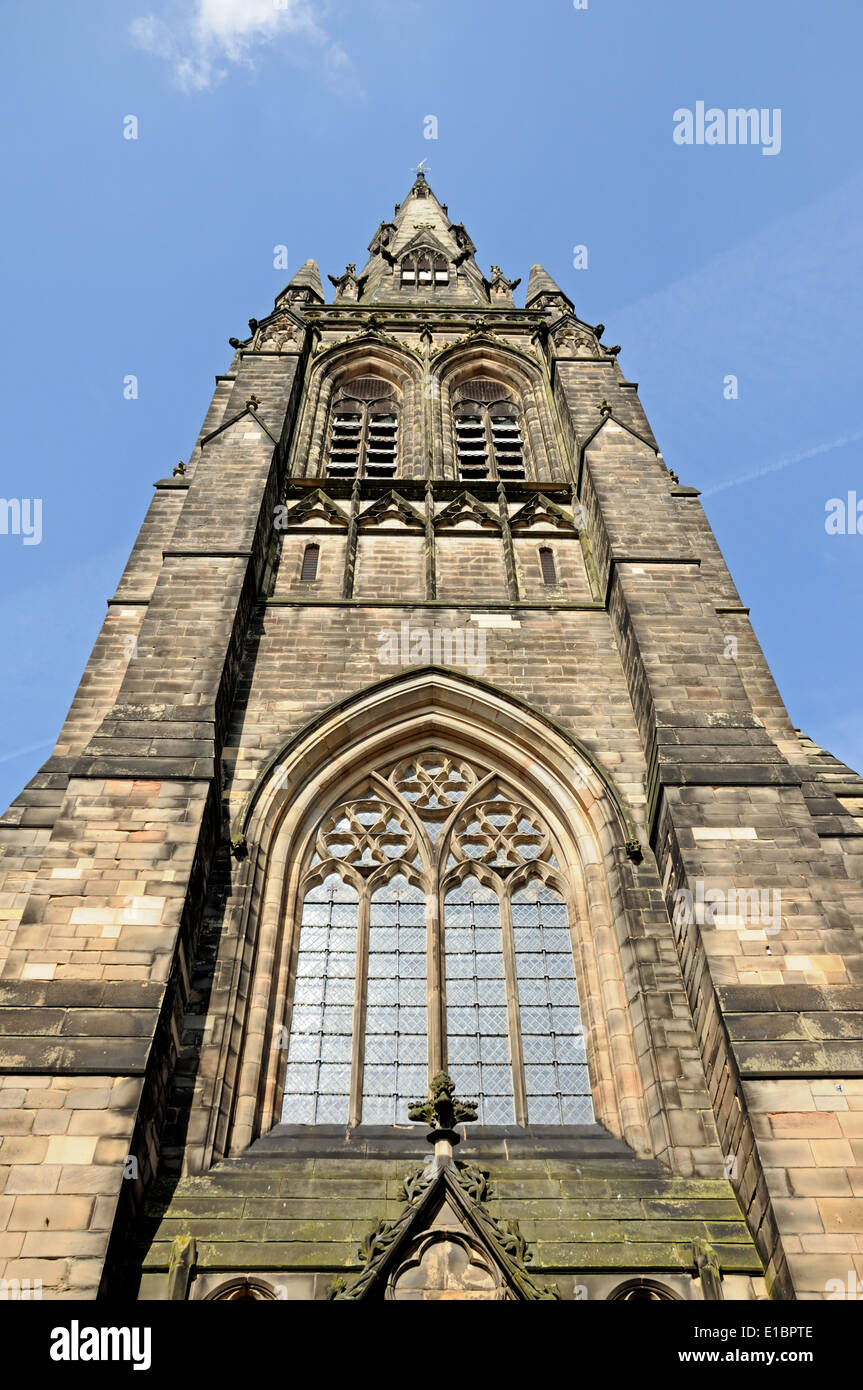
[450,798,551,873]
[317,792,415,870]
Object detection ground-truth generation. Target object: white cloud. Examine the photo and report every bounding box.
[131,0,341,93]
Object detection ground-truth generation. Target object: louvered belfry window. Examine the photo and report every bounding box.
[280,750,594,1128]
[327,377,399,480]
[453,379,526,482]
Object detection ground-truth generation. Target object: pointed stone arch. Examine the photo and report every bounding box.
[508,493,579,534]
[434,492,502,532]
[205,669,664,1167]
[433,341,566,483]
[290,338,424,480]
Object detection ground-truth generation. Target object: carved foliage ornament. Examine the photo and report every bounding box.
[328,1154,560,1301]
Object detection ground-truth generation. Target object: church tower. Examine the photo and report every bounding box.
[2,172,862,1302]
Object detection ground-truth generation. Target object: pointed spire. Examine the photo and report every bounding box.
[525,264,573,312]
[275,258,324,309]
[289,258,324,299]
[355,179,488,307]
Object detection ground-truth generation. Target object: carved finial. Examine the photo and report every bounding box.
[173,460,186,477]
[246,394,260,412]
[408,1071,478,1141]
[594,323,605,339]
[598,399,613,417]
[248,318,259,334]
[487,265,522,301]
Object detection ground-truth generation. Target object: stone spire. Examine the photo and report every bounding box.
[275,258,325,309]
[352,177,490,307]
[525,263,574,314]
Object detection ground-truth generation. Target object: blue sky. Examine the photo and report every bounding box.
[1,0,861,810]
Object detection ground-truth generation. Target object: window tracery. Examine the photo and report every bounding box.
[280,749,594,1128]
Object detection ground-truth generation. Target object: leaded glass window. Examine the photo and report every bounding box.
[513,881,593,1124]
[445,878,514,1125]
[279,751,595,1128]
[281,875,358,1125]
[362,875,428,1124]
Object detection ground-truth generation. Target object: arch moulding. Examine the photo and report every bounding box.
[205,669,666,1168]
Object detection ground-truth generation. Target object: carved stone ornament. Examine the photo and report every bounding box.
[328,1151,560,1301]
[258,317,299,353]
[407,1070,478,1132]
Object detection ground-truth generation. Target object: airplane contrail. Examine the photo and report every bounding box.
[0,739,53,767]
[701,428,863,498]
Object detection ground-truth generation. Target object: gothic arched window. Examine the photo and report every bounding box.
[452,380,526,482]
[401,250,449,289]
[280,751,594,1128]
[327,377,400,480]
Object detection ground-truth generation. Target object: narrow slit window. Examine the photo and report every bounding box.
[301,543,320,583]
[539,548,557,586]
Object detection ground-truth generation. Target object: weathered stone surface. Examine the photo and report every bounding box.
[1,174,860,1303]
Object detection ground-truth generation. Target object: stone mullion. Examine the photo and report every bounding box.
[349,887,371,1128]
[523,388,553,482]
[500,890,528,1126]
[303,373,332,479]
[497,482,520,601]
[421,330,436,480]
[342,479,360,599]
[425,482,437,600]
[428,887,444,1079]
